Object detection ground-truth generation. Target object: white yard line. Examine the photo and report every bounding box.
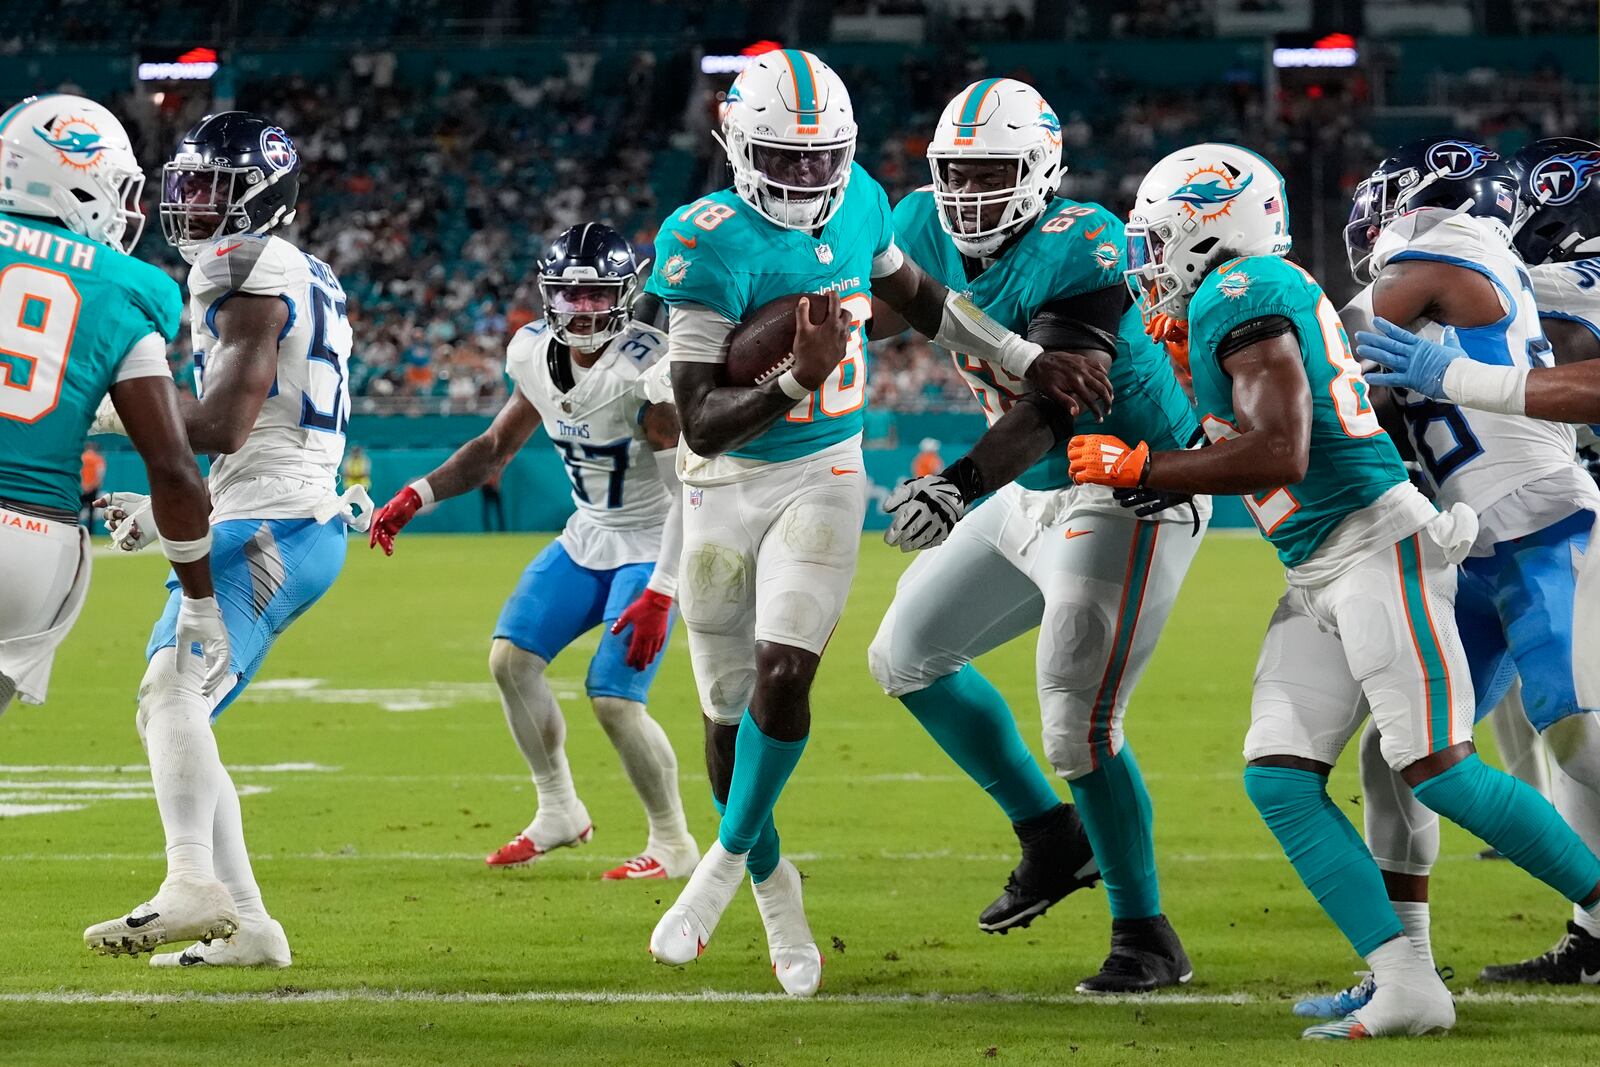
[0,988,1588,1007]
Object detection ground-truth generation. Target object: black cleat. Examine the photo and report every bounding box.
[977,803,1099,934]
[1076,914,1193,994]
[1479,921,1600,984]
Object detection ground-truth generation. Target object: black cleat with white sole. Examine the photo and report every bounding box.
[1479,921,1600,984]
[1076,914,1193,994]
[978,803,1099,934]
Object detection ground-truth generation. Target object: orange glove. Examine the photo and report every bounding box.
[1144,311,1188,346]
[1068,434,1151,489]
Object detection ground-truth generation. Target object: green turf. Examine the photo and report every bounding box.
[1,533,1592,1065]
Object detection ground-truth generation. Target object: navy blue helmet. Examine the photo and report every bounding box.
[1509,137,1600,265]
[160,111,301,261]
[1345,137,1519,282]
[537,222,646,353]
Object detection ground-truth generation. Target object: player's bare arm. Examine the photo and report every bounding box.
[1072,331,1311,495]
[673,291,851,457]
[1370,258,1505,331]
[640,399,681,450]
[178,294,289,454]
[368,388,542,554]
[871,254,1113,416]
[1543,317,1600,365]
[111,375,216,602]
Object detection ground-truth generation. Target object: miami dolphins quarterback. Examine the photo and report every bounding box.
[867,78,1205,993]
[1071,142,1600,1040]
[642,48,1113,996]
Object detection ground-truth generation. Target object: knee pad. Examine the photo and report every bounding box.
[702,675,754,726]
[136,647,205,739]
[1039,689,1101,781]
[866,617,951,698]
[489,638,547,687]
[1358,719,1438,876]
[1545,712,1600,788]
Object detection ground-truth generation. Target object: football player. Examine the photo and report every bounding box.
[643,49,1112,996]
[85,113,366,968]
[0,93,225,719]
[1353,136,1600,984]
[866,79,1205,992]
[1070,142,1600,1040]
[369,222,698,882]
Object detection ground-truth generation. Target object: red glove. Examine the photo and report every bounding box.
[611,588,673,670]
[369,486,424,556]
[1067,434,1151,489]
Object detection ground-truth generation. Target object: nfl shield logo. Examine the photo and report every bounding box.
[689,488,703,509]
[815,244,833,265]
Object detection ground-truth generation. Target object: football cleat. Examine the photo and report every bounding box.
[1294,967,1453,1019]
[602,836,699,881]
[149,918,291,969]
[1301,971,1454,1040]
[1076,914,1193,994]
[752,859,823,997]
[649,840,747,966]
[485,806,594,868]
[1479,921,1600,984]
[978,803,1100,934]
[84,876,239,957]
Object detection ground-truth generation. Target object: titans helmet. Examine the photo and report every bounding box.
[537,222,646,354]
[1509,137,1600,264]
[1346,137,1519,282]
[160,111,301,262]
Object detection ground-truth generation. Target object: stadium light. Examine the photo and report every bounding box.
[700,40,783,76]
[1272,32,1358,70]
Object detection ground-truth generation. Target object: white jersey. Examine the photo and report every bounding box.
[505,319,673,570]
[1531,257,1600,348]
[1354,209,1596,549]
[187,233,351,521]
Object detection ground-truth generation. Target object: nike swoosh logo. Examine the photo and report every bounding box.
[1582,968,1600,984]
[830,466,858,476]
[178,951,207,966]
[215,243,243,256]
[1062,528,1092,540]
[126,911,161,929]
[1083,224,1106,240]
[674,233,697,248]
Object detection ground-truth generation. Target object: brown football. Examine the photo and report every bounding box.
[724,292,830,388]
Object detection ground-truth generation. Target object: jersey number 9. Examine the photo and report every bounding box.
[0,264,81,424]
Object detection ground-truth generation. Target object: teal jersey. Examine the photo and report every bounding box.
[1187,255,1408,567]
[892,189,1197,490]
[645,163,893,462]
[0,213,181,513]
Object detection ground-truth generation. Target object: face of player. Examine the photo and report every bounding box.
[939,160,1018,236]
[545,284,620,336]
[752,144,850,198]
[161,166,238,244]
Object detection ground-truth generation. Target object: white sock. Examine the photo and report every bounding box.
[139,648,223,884]
[1576,903,1600,938]
[213,763,269,924]
[592,696,691,848]
[1390,900,1435,970]
[1491,684,1550,798]
[1365,934,1429,988]
[489,640,580,824]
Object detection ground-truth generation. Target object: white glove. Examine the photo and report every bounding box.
[175,595,232,698]
[99,491,159,552]
[883,474,966,552]
[90,394,128,436]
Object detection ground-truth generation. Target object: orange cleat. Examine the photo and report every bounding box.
[484,825,593,868]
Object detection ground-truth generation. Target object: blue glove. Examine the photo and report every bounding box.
[1356,317,1462,401]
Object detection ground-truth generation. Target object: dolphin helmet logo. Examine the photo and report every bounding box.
[1531,152,1600,207]
[1169,166,1253,222]
[33,115,107,171]
[1425,141,1496,179]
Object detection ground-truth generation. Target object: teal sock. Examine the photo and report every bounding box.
[1243,765,1403,956]
[1415,753,1600,902]
[718,713,807,867]
[1068,745,1159,920]
[900,666,1059,824]
[711,793,781,883]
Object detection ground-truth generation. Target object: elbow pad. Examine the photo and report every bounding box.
[934,292,1042,377]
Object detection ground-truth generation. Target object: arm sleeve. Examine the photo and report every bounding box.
[646,448,683,597]
[1215,315,1296,363]
[1025,283,1125,358]
[114,332,174,383]
[666,304,737,366]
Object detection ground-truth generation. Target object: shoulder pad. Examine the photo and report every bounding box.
[189,234,305,300]
[645,213,743,319]
[1373,208,1503,274]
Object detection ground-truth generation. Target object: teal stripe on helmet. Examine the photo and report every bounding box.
[0,94,51,136]
[780,50,818,122]
[956,78,1001,138]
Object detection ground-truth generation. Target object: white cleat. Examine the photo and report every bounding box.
[149,918,291,969]
[752,858,823,997]
[649,840,746,966]
[1302,970,1454,1040]
[84,876,239,957]
[603,835,700,881]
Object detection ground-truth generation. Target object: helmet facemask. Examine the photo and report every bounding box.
[719,126,854,231]
[160,158,294,262]
[1343,169,1418,283]
[540,275,638,354]
[1124,218,1189,324]
[930,154,1049,258]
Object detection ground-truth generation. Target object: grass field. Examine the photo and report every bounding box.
[2,533,1597,1065]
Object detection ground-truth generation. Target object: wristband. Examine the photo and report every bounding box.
[994,334,1044,378]
[941,456,986,505]
[1442,360,1528,416]
[409,478,436,509]
[160,531,213,564]
[776,369,811,400]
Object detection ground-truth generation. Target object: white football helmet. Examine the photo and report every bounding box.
[716,49,856,230]
[1124,143,1292,324]
[927,78,1064,258]
[0,94,145,252]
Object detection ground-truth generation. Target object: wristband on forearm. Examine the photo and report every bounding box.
[1443,360,1528,416]
[941,456,987,505]
[160,531,212,563]
[410,478,436,509]
[776,369,811,400]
